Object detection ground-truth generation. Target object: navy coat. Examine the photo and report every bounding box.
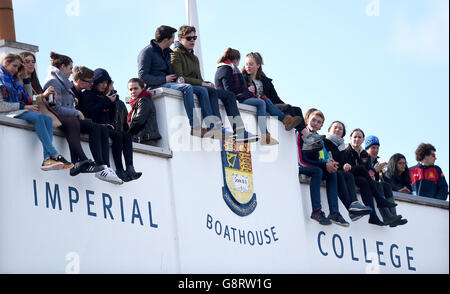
[138,40,174,88]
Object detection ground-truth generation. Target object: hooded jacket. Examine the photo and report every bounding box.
[78,68,116,125]
[43,66,78,118]
[138,40,174,88]
[409,163,448,200]
[170,41,204,86]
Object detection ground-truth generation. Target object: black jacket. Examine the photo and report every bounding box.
[128,97,161,141]
[383,172,412,192]
[112,99,129,132]
[342,145,372,171]
[323,138,345,170]
[78,89,114,125]
[255,75,285,105]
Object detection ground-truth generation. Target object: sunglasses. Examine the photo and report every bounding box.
[81,79,94,84]
[183,36,198,41]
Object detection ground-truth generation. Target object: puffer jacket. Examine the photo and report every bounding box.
[138,40,174,88]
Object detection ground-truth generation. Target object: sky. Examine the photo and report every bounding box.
[10,0,450,185]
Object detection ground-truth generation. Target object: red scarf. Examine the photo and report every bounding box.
[127,90,153,124]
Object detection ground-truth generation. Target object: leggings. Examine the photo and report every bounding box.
[79,119,110,166]
[58,116,88,163]
[107,128,133,171]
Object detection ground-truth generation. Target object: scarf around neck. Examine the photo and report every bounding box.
[326,134,346,151]
[127,90,153,124]
[0,65,31,105]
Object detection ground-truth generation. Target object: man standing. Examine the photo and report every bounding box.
[138,25,213,137]
[171,25,258,142]
[410,143,448,200]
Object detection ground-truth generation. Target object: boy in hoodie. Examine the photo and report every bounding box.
[79,68,142,183]
[170,25,258,142]
[410,143,448,200]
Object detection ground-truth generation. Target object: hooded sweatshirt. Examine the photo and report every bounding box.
[78,68,115,125]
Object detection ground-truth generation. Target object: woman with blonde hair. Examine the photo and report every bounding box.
[242,52,305,133]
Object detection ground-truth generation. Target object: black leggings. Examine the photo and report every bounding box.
[107,128,133,171]
[351,165,387,221]
[58,116,88,163]
[79,119,110,166]
[336,170,359,210]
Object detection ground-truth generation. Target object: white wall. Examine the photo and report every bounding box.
[0,90,448,274]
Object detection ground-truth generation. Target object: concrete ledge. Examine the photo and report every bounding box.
[299,173,449,210]
[150,87,259,114]
[0,115,172,159]
[0,40,39,53]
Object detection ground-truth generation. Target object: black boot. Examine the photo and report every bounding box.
[378,207,402,226]
[390,218,408,227]
[368,213,385,226]
[126,165,142,181]
[116,169,132,182]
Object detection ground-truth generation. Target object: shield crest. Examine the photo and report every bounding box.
[221,136,257,216]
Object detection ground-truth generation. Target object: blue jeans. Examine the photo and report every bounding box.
[162,82,201,129]
[17,111,59,160]
[202,87,245,131]
[299,166,339,214]
[242,98,286,133]
[192,85,218,129]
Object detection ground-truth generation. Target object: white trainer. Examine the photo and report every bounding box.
[95,167,124,185]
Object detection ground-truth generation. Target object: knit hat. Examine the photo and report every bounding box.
[365,135,380,150]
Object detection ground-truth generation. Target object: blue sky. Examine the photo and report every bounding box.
[11,0,449,182]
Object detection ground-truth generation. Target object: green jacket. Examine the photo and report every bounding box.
[170,44,204,86]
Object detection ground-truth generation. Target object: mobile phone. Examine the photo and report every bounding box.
[109,90,117,96]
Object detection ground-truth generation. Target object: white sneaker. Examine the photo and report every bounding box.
[95,167,124,185]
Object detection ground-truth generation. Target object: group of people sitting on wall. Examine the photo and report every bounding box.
[297,109,447,228]
[1,25,448,226]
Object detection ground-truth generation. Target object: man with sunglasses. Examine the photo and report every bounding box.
[170,25,258,143]
[138,25,213,138]
[410,143,448,200]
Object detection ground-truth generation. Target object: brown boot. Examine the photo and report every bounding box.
[260,133,279,145]
[283,115,303,131]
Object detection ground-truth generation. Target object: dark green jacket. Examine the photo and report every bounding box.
[170,42,204,86]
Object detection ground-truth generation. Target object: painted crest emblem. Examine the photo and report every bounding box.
[221,136,257,216]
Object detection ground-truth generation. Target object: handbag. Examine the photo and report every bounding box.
[36,95,62,128]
